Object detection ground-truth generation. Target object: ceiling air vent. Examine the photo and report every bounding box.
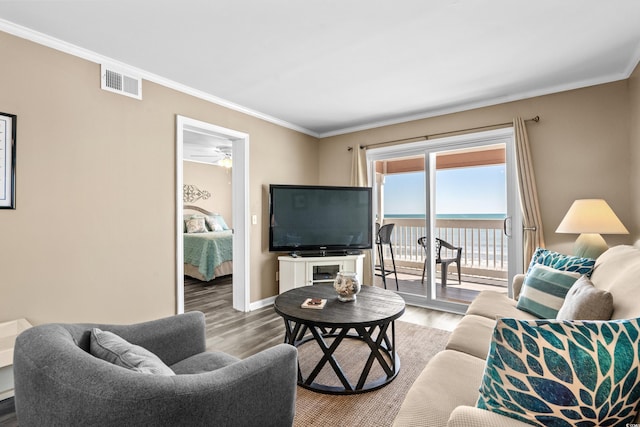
[101,64,142,100]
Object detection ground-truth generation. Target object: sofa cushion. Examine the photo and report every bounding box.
[170,351,239,374]
[515,265,580,319]
[448,405,532,427]
[466,291,538,321]
[89,328,175,375]
[477,317,640,426]
[590,245,640,320]
[512,274,526,300]
[393,350,487,427]
[446,314,496,360]
[556,276,614,320]
[527,247,596,276]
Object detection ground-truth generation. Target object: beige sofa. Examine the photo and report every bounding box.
[393,244,640,427]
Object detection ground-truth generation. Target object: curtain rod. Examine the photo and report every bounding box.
[347,115,539,151]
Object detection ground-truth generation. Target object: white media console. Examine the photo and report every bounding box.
[277,254,365,293]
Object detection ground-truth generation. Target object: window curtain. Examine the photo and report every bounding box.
[514,117,545,266]
[350,146,373,284]
[350,146,367,187]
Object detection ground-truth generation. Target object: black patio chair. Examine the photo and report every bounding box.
[417,237,462,286]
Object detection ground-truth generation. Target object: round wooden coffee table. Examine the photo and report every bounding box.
[274,283,406,395]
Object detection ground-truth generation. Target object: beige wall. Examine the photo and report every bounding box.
[630,64,640,244]
[183,161,232,226]
[2,28,638,326]
[0,32,318,325]
[319,78,636,256]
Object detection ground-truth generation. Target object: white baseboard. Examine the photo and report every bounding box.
[249,295,276,311]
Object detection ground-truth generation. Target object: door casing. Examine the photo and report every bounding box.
[366,128,522,313]
[176,115,251,313]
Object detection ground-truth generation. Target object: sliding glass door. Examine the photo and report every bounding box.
[368,128,522,313]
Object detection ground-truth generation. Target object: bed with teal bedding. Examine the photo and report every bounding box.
[183,230,233,281]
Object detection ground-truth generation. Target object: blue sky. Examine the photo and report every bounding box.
[384,165,506,215]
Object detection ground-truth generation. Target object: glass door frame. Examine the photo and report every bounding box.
[366,128,523,313]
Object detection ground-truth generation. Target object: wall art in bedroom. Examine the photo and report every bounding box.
[183,184,211,203]
[0,112,16,209]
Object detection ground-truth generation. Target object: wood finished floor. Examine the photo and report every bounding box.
[0,276,463,425]
[185,275,462,359]
[373,269,507,305]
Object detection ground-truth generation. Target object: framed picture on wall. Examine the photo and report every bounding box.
[0,112,16,209]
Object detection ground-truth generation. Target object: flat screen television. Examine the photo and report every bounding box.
[269,184,373,254]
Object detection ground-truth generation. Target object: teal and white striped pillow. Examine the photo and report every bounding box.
[516,264,580,319]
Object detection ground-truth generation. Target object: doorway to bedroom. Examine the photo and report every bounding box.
[176,116,250,313]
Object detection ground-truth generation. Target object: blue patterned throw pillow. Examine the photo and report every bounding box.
[527,248,596,277]
[477,317,640,426]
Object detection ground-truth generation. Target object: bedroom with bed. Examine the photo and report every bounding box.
[182,150,233,287]
[183,204,233,281]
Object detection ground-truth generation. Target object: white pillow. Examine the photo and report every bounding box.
[205,216,223,232]
[185,216,207,233]
[205,214,228,231]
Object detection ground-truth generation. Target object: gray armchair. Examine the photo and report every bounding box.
[13,311,298,426]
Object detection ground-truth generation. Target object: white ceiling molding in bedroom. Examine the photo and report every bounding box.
[183,125,234,166]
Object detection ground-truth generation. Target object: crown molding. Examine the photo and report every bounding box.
[623,40,640,78]
[0,19,320,138]
[2,18,638,140]
[318,70,634,138]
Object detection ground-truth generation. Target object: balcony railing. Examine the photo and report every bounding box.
[380,217,508,281]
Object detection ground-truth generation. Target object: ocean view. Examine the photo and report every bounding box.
[383,213,509,269]
[379,159,509,271]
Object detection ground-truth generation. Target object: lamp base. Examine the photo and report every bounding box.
[573,233,608,259]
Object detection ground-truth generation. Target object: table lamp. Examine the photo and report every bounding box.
[556,199,628,259]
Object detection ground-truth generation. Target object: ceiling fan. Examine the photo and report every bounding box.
[187,145,232,167]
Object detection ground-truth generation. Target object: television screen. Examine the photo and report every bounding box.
[269,185,373,253]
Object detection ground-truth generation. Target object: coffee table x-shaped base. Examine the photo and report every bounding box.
[282,319,400,395]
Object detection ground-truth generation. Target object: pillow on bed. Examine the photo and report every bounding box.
[185,216,207,233]
[206,214,229,231]
[205,216,223,232]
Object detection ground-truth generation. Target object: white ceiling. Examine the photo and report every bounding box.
[183,125,233,165]
[1,1,640,137]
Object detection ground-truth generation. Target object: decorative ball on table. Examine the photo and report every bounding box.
[333,271,361,302]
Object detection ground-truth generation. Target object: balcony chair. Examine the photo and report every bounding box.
[375,223,399,290]
[418,236,462,287]
[13,311,298,427]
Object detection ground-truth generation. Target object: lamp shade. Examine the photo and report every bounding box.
[556,199,628,235]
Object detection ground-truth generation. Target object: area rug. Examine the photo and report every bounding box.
[293,320,451,427]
